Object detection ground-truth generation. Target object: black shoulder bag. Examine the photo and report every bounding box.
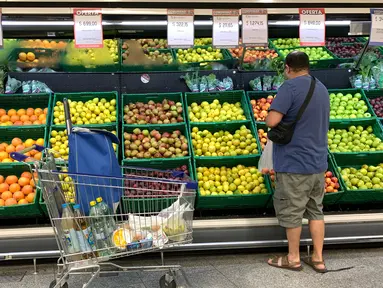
[268,75,316,145]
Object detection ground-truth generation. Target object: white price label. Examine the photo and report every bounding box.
[213,10,239,48]
[73,8,103,48]
[299,8,326,46]
[370,9,383,46]
[167,9,194,48]
[241,9,268,46]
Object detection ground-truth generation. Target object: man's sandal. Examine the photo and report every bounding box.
[268,255,303,271]
[302,257,328,273]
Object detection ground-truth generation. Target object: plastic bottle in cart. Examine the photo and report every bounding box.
[96,197,116,236]
[73,204,98,258]
[89,201,111,256]
[61,204,81,255]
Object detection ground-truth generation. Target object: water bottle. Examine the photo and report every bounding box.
[61,203,81,255]
[73,204,97,257]
[89,201,111,257]
[96,197,116,237]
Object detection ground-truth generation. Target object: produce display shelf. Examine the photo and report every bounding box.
[364,89,383,120]
[246,91,277,124]
[193,156,272,209]
[7,48,61,72]
[188,121,262,160]
[328,88,376,122]
[121,92,186,127]
[50,91,119,128]
[184,90,252,126]
[0,164,42,218]
[121,123,191,162]
[333,153,383,205]
[0,93,52,130]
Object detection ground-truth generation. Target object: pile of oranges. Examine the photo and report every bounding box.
[0,107,48,126]
[20,39,67,50]
[0,137,44,163]
[0,171,37,206]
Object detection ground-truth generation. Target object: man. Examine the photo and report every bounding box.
[266,51,330,273]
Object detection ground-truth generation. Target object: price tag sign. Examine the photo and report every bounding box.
[241,9,268,46]
[370,9,383,46]
[213,10,239,48]
[73,8,103,48]
[167,9,194,48]
[299,8,326,46]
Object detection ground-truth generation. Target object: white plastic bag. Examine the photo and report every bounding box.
[258,140,274,173]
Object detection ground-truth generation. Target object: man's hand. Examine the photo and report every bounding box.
[266,110,284,128]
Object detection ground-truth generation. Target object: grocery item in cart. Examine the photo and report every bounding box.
[96,197,117,237]
[61,203,81,255]
[89,201,112,257]
[73,204,97,256]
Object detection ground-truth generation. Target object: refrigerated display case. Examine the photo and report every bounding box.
[1,0,383,261]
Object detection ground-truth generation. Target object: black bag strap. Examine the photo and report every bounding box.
[293,75,316,124]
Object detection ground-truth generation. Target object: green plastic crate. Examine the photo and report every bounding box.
[193,156,272,209]
[189,121,261,160]
[121,48,177,72]
[8,48,62,71]
[184,90,252,125]
[51,92,119,128]
[246,91,277,124]
[0,93,52,129]
[364,89,383,119]
[0,126,48,165]
[122,124,191,162]
[122,92,186,127]
[328,119,383,155]
[0,164,42,218]
[328,89,376,122]
[333,153,383,205]
[173,46,233,70]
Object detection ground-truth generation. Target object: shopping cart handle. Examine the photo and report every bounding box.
[10,144,45,162]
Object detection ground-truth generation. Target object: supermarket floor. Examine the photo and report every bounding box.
[0,247,382,288]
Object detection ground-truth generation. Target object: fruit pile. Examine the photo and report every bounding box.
[18,52,37,63]
[124,99,183,125]
[176,47,224,63]
[257,128,268,150]
[271,38,301,49]
[324,171,340,193]
[325,37,358,45]
[329,92,371,119]
[0,107,48,126]
[229,48,278,62]
[191,126,259,157]
[340,164,383,190]
[53,98,117,125]
[0,138,44,163]
[279,47,333,61]
[368,96,383,118]
[249,95,275,122]
[188,100,246,123]
[326,43,364,59]
[19,39,67,49]
[122,49,173,65]
[0,171,36,206]
[123,128,189,159]
[328,125,383,153]
[136,39,168,49]
[50,129,117,160]
[196,165,268,196]
[194,38,212,46]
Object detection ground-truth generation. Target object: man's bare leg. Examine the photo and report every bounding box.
[309,219,325,270]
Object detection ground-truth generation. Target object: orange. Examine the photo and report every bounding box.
[34,108,43,116]
[0,199,4,206]
[0,183,9,193]
[18,52,27,61]
[5,145,15,154]
[16,144,25,152]
[2,159,12,163]
[26,192,35,203]
[13,191,24,201]
[38,114,46,122]
[1,191,12,201]
[9,183,21,193]
[1,115,10,122]
[26,108,34,116]
[29,115,38,122]
[14,121,23,126]
[0,109,5,116]
[0,151,8,161]
[33,120,42,125]
[36,138,44,146]
[5,175,18,185]
[24,139,35,148]
[18,177,30,187]
[26,52,36,61]
[17,109,26,116]
[18,199,29,205]
[0,175,3,184]
[20,115,30,122]
[34,152,42,160]
[7,109,16,117]
[11,137,22,147]
[30,179,36,188]
[5,198,17,206]
[21,172,32,179]
[22,185,33,195]
[23,121,32,126]
[10,115,20,123]
[29,149,36,157]
[0,144,6,151]
[50,41,57,48]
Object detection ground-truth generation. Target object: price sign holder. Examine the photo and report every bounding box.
[241,9,268,47]
[73,8,103,48]
[167,9,194,48]
[370,9,383,46]
[213,9,239,48]
[299,8,326,46]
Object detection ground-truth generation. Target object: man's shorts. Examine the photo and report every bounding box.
[273,172,325,228]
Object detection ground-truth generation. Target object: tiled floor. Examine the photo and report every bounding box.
[0,247,382,288]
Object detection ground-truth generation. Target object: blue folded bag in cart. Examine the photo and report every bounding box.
[68,127,122,215]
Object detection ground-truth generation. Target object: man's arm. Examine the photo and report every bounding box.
[266,83,293,128]
[266,110,284,128]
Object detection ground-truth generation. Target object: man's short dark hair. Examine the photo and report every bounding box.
[285,51,310,72]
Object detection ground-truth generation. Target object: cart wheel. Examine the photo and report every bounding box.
[159,274,177,288]
[49,280,69,288]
